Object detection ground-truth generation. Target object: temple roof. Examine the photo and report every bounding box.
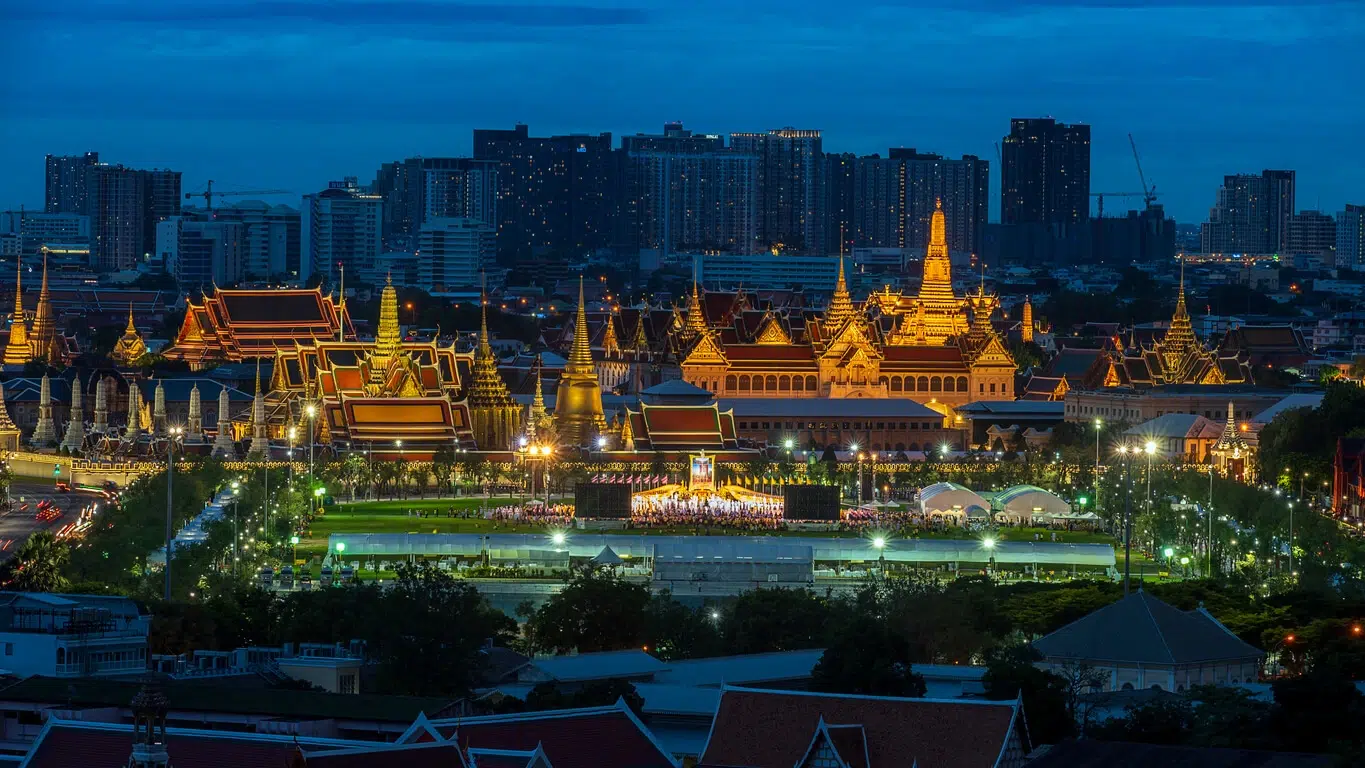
[626,403,738,451]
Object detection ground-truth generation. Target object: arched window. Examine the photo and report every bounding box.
[806,375,817,391]
[930,377,942,392]
[917,376,929,391]
[755,376,766,391]
[765,375,778,391]
[779,375,791,391]
[725,375,736,391]
[739,376,750,392]
[792,376,805,392]
[944,377,957,392]
[891,377,902,392]
[956,376,968,392]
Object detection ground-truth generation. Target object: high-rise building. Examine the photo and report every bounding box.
[165,219,244,288]
[300,178,383,283]
[473,125,615,264]
[1199,170,1297,254]
[621,125,759,255]
[892,149,989,256]
[421,158,499,230]
[1337,204,1365,269]
[731,128,824,254]
[204,201,301,278]
[823,152,856,256]
[371,157,423,249]
[1091,205,1177,264]
[86,164,148,271]
[1286,210,1337,258]
[1001,118,1091,229]
[144,169,183,233]
[44,152,99,214]
[417,217,495,293]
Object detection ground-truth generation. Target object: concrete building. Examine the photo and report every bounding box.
[1064,385,1290,427]
[420,158,499,231]
[718,396,956,453]
[44,152,99,215]
[1001,118,1090,230]
[416,217,495,294]
[0,212,91,257]
[1338,204,1365,269]
[86,164,148,271]
[894,148,990,257]
[300,178,383,283]
[1200,170,1296,254]
[1123,412,1224,462]
[1286,210,1337,259]
[695,253,840,292]
[170,220,245,289]
[623,137,760,255]
[0,592,150,678]
[202,201,301,279]
[731,128,824,255]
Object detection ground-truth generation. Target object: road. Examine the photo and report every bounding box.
[0,481,101,562]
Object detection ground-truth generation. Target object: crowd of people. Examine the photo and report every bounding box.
[486,503,575,527]
[627,493,786,531]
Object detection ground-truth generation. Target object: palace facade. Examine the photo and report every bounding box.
[675,201,1016,410]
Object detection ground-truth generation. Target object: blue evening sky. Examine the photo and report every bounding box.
[1,0,1361,224]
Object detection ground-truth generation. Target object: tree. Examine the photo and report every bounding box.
[526,568,651,654]
[982,644,1072,749]
[4,531,71,592]
[524,679,644,715]
[811,616,926,697]
[722,588,841,654]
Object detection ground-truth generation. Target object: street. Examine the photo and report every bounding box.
[0,481,102,562]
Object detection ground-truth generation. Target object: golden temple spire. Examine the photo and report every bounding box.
[467,279,520,451]
[822,255,855,334]
[373,270,402,363]
[30,252,57,362]
[1022,296,1034,344]
[112,301,147,366]
[1163,256,1197,358]
[3,258,31,366]
[337,263,347,343]
[602,313,620,357]
[685,269,707,337]
[555,276,607,446]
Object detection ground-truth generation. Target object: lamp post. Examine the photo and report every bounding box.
[230,480,240,576]
[1118,445,1133,595]
[849,443,861,503]
[306,403,316,484]
[288,426,297,487]
[395,440,403,499]
[290,535,299,565]
[983,536,997,580]
[164,426,184,601]
[1288,500,1295,578]
[1093,418,1102,509]
[872,535,886,580]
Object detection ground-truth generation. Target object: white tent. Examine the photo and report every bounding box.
[919,482,990,526]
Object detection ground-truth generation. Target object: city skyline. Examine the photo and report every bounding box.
[3,0,1363,225]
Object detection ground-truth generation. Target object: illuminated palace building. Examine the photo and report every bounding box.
[675,202,1016,408]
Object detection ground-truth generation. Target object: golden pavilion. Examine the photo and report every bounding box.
[674,200,1017,408]
[111,304,148,366]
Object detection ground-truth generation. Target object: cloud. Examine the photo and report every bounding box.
[0,0,649,28]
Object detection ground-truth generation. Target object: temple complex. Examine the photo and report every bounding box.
[164,286,351,368]
[673,201,1016,408]
[3,256,71,366]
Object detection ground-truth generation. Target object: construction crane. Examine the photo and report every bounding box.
[186,180,291,211]
[1090,192,1147,219]
[1128,134,1158,207]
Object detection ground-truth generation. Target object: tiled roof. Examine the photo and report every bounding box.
[23,721,364,768]
[1032,590,1264,665]
[428,702,677,768]
[699,687,1018,768]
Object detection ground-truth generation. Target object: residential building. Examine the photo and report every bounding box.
[1286,209,1337,258]
[624,146,759,255]
[1337,204,1365,268]
[1032,590,1264,691]
[731,128,824,255]
[300,178,383,283]
[0,211,90,257]
[420,157,499,231]
[43,152,99,214]
[893,148,989,256]
[86,164,148,271]
[417,217,495,293]
[1001,117,1091,230]
[822,151,856,256]
[1091,205,1177,264]
[694,253,841,292]
[201,200,301,279]
[370,156,423,248]
[473,124,615,264]
[0,592,150,678]
[1200,170,1296,254]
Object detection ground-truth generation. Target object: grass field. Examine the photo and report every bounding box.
[292,497,1118,562]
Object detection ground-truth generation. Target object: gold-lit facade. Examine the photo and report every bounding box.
[555,278,608,446]
[677,201,1016,406]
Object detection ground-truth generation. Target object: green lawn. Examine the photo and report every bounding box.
[292,499,1118,562]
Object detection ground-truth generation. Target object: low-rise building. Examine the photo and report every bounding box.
[0,593,149,679]
[1124,413,1225,462]
[1032,590,1263,692]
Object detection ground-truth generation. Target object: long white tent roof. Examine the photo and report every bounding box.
[327,533,1115,567]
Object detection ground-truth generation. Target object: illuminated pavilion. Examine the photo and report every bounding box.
[673,201,1017,409]
[3,255,71,366]
[164,285,352,369]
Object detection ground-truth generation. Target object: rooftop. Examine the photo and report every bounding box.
[717,397,940,418]
[517,650,668,683]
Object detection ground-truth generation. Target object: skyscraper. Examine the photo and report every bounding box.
[206,201,301,278]
[892,149,989,256]
[371,157,423,249]
[44,152,99,215]
[300,178,383,283]
[1001,118,1091,229]
[850,154,904,249]
[822,152,856,256]
[172,220,245,288]
[1200,170,1297,254]
[621,125,758,255]
[731,128,824,255]
[1336,204,1365,268]
[87,164,148,271]
[473,125,615,264]
[421,158,499,230]
[1286,210,1337,258]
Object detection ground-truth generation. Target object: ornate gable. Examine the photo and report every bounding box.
[683,330,728,367]
[755,313,791,345]
[970,334,1014,368]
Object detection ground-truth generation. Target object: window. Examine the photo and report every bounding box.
[339,674,357,695]
[3,643,10,656]
[930,377,941,392]
[990,383,996,393]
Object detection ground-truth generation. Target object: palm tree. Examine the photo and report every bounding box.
[7,531,70,592]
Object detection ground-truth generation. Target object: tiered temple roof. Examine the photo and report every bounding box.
[165,287,351,368]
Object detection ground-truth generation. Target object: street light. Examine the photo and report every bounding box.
[551,531,567,546]
[305,403,317,484]
[290,535,299,563]
[1092,418,1103,511]
[597,436,608,450]
[164,425,185,601]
